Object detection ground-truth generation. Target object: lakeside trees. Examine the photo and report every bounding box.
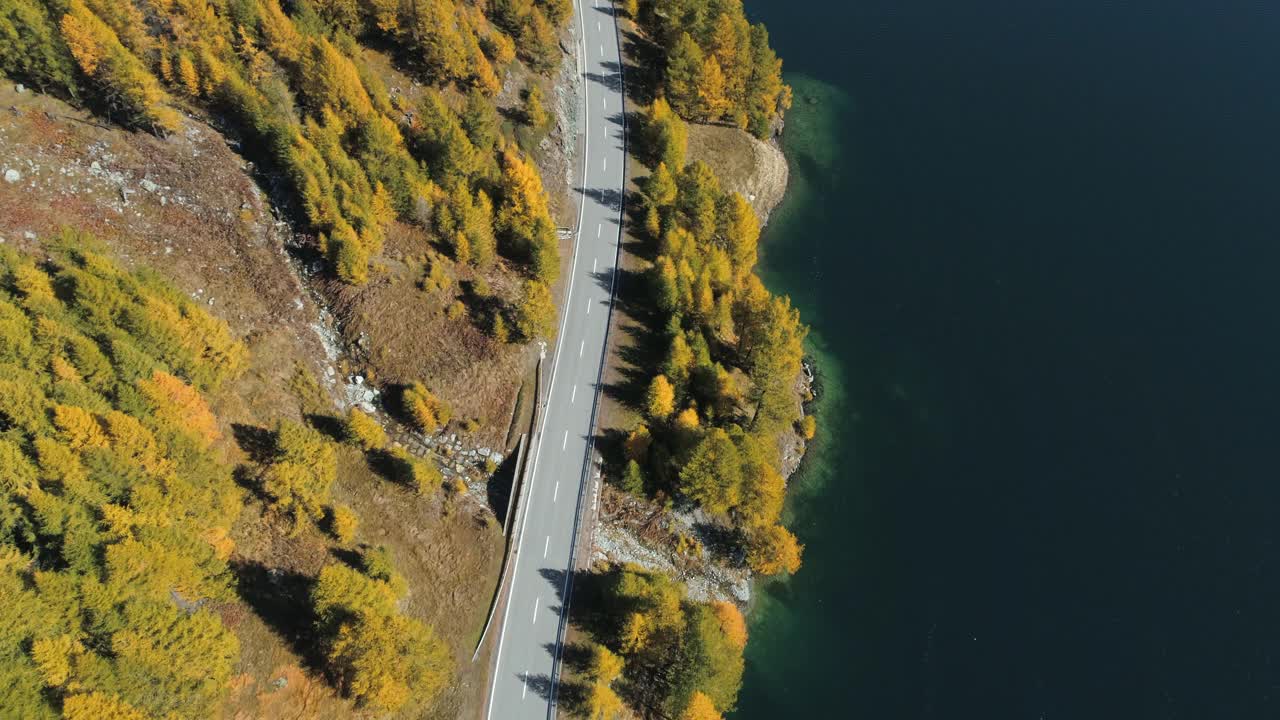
[633,0,792,138]
[620,138,807,576]
[579,565,745,719]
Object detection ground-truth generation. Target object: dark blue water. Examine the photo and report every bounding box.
[736,2,1280,718]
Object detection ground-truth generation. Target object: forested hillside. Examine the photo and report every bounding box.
[0,0,583,717]
[0,235,489,718]
[1,0,567,299]
[0,237,246,717]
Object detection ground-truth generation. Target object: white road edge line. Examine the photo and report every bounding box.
[572,385,577,403]
[522,672,528,700]
[593,257,598,272]
[533,596,540,624]
[544,536,550,558]
[597,223,601,238]
[562,430,568,450]
[579,340,585,357]
[484,0,593,715]
[553,481,559,502]
[586,299,592,315]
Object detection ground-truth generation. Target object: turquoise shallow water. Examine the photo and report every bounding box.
[734,2,1280,718]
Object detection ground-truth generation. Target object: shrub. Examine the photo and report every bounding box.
[799,414,816,440]
[344,408,387,450]
[263,420,338,525]
[622,459,645,495]
[401,382,451,433]
[329,504,359,544]
[514,279,556,340]
[746,524,803,575]
[326,610,451,712]
[407,453,443,495]
[645,375,675,419]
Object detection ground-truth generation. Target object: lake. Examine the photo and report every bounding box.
[735,1,1280,718]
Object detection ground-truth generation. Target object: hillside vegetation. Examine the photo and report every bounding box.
[0,1,584,716]
[0,0,567,310]
[0,236,247,717]
[0,234,491,718]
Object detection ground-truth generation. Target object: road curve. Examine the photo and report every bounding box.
[484,0,625,718]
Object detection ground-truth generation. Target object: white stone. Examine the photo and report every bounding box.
[3,169,20,184]
[139,179,160,192]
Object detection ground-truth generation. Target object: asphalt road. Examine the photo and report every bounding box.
[484,1,626,718]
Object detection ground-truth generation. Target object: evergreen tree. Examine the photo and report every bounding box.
[693,55,728,122]
[514,279,557,340]
[406,0,468,82]
[678,428,742,515]
[0,0,79,96]
[646,162,680,209]
[645,375,676,419]
[522,9,560,74]
[523,81,549,128]
[461,87,500,153]
[60,0,180,133]
[664,33,703,117]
